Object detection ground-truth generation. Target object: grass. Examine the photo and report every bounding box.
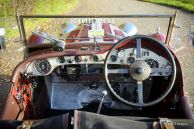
[144,0,194,13]
[0,0,78,39]
[33,0,77,15]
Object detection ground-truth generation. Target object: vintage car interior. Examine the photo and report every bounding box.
[25,35,175,111]
[0,14,194,129]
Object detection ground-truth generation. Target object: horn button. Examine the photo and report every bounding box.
[129,60,151,81]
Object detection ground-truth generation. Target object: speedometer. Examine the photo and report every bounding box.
[34,59,51,74]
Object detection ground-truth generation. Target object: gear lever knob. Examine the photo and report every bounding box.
[102,90,108,96]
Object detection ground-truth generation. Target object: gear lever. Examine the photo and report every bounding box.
[97,90,107,114]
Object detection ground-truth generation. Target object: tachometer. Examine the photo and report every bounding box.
[34,59,51,74]
[145,59,159,68]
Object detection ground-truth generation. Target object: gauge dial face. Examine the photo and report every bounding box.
[34,59,51,74]
[110,55,117,62]
[58,56,65,63]
[75,56,82,62]
[127,57,135,64]
[117,50,125,58]
[91,55,99,62]
[145,59,159,68]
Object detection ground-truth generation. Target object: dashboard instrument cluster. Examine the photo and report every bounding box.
[25,48,171,76]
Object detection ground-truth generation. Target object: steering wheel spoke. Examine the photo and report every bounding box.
[150,67,172,76]
[137,81,144,105]
[107,68,129,74]
[136,38,142,59]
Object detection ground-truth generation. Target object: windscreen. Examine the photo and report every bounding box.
[20,15,172,45]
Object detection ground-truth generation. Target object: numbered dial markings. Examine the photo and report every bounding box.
[34,59,51,74]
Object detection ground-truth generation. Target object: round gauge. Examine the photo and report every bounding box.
[117,50,125,58]
[110,55,117,62]
[58,56,65,63]
[145,59,159,68]
[127,57,135,64]
[34,59,51,74]
[91,55,99,62]
[75,56,82,62]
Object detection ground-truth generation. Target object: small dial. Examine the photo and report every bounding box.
[110,55,117,62]
[145,59,159,68]
[75,56,82,62]
[91,55,99,62]
[117,50,125,58]
[127,57,135,64]
[58,56,65,63]
[34,59,51,74]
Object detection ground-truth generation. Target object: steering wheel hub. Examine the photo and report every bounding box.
[129,60,151,81]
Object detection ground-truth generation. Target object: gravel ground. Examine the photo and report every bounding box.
[0,0,194,113]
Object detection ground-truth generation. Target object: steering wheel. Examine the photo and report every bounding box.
[104,35,176,107]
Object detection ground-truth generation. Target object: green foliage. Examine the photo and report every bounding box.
[145,0,194,12]
[34,0,77,14]
[0,0,78,39]
[0,0,14,17]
